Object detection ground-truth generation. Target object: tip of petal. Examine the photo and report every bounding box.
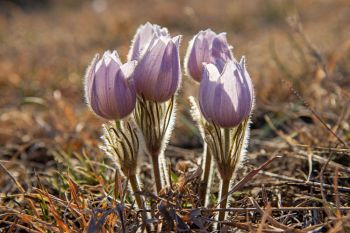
[138,22,153,32]
[223,59,236,72]
[140,22,169,37]
[111,50,119,58]
[102,50,121,66]
[194,29,217,45]
[217,32,227,37]
[172,35,182,47]
[120,60,138,79]
[95,55,104,72]
[239,56,246,68]
[89,53,100,69]
[203,63,221,81]
[158,35,171,44]
[215,60,236,80]
[203,28,215,35]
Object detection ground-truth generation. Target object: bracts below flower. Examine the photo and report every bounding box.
[134,95,176,193]
[101,119,144,209]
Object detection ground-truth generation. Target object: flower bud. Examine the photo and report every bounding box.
[85,51,137,120]
[184,29,233,82]
[199,58,254,128]
[132,35,182,102]
[128,22,169,61]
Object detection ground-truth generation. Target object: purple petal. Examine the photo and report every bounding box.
[111,69,136,118]
[128,22,169,61]
[185,29,225,82]
[211,33,232,61]
[87,51,136,119]
[133,36,181,102]
[154,40,180,101]
[85,54,99,106]
[120,60,137,79]
[199,60,254,127]
[199,64,220,122]
[133,38,167,98]
[172,35,182,48]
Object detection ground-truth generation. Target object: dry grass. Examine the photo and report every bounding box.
[0,0,350,232]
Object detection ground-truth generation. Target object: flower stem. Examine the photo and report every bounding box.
[129,174,151,232]
[200,145,211,205]
[218,178,230,223]
[150,152,162,194]
[129,174,143,209]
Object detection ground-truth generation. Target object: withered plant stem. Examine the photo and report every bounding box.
[200,147,211,205]
[218,178,231,223]
[150,152,162,194]
[129,174,143,209]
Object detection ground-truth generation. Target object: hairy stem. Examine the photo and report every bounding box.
[129,174,151,232]
[150,152,162,193]
[129,174,143,209]
[200,145,212,206]
[218,178,231,223]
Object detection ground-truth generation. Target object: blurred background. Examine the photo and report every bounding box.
[0,0,349,162]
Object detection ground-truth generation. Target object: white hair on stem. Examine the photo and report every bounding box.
[158,95,177,187]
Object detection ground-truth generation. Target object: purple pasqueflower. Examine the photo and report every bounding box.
[128,22,169,61]
[199,58,254,128]
[132,34,182,102]
[85,50,137,120]
[184,29,233,82]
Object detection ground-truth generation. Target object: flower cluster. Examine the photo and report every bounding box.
[185,29,254,128]
[84,22,182,206]
[84,23,255,226]
[185,29,254,224]
[85,23,181,119]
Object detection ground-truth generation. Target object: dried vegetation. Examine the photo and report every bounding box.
[0,0,350,232]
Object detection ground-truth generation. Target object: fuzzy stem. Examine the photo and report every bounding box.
[150,152,162,193]
[159,151,170,188]
[129,174,143,209]
[200,145,212,205]
[218,178,231,223]
[129,174,151,232]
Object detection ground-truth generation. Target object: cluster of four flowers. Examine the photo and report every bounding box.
[84,22,254,221]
